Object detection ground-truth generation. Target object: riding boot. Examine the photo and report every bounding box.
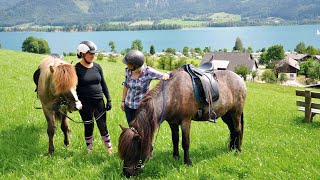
[101,134,113,155]
[85,136,93,153]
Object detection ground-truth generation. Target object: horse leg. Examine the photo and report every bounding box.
[181,119,192,166]
[59,111,70,147]
[44,110,56,155]
[169,123,179,160]
[221,112,243,151]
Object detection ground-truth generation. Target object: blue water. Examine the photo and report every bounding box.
[0,25,319,54]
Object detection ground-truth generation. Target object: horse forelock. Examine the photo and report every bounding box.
[118,129,141,162]
[52,64,78,95]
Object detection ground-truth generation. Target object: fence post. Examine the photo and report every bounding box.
[305,89,312,123]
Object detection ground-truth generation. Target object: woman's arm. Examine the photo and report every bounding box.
[121,86,128,111]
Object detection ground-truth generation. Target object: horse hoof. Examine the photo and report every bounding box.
[173,155,180,160]
[185,161,192,166]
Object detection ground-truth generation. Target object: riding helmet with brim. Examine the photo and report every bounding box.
[122,50,145,67]
[77,41,98,58]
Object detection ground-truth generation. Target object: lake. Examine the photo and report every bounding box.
[0,24,319,54]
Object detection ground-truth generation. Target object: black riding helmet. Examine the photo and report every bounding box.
[76,41,98,58]
[122,50,145,67]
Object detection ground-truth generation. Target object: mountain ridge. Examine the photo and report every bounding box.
[1,0,319,27]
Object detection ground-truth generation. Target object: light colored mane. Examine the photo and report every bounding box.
[39,56,78,95]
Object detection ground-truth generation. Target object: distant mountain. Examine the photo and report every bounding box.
[1,0,320,26]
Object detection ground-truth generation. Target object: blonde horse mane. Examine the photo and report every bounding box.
[39,55,78,95]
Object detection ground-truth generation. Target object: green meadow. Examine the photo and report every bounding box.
[0,50,319,179]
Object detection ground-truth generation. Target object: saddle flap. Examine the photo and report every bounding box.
[200,73,219,103]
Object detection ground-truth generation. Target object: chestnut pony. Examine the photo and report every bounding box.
[118,68,246,177]
[37,55,82,155]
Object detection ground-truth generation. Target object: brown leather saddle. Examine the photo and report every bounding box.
[183,62,219,122]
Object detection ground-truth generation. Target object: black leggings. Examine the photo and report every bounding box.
[124,105,137,124]
[79,99,109,137]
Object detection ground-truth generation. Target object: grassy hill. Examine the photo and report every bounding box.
[0,50,319,179]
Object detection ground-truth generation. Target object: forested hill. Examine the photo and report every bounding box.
[1,0,320,26]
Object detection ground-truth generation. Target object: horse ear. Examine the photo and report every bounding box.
[119,124,126,131]
[49,66,54,73]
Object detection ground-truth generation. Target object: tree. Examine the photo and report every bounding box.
[266,44,285,61]
[246,46,253,53]
[251,70,257,81]
[38,39,50,54]
[294,42,306,54]
[108,41,116,52]
[22,36,50,54]
[165,48,176,54]
[150,45,155,55]
[306,45,318,55]
[0,41,2,49]
[233,37,244,52]
[182,46,189,56]
[234,65,249,80]
[266,44,285,64]
[194,47,203,55]
[203,46,211,53]
[131,39,143,51]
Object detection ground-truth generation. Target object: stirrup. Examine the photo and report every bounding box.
[209,118,217,123]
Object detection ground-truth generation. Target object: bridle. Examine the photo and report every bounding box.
[34,95,106,124]
[58,96,107,124]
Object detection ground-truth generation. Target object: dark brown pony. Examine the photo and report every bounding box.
[37,55,82,155]
[118,68,246,177]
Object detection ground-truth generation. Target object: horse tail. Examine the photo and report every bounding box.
[240,112,244,145]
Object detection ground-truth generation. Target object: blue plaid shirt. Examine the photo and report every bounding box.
[123,66,164,109]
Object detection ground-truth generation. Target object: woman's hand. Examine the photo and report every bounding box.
[162,72,170,80]
[121,101,125,111]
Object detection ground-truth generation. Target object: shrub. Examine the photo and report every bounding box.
[68,52,76,56]
[279,73,288,84]
[107,56,117,62]
[261,69,277,83]
[145,56,155,68]
[235,65,249,81]
[97,53,104,61]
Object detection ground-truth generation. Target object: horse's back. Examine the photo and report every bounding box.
[212,70,246,116]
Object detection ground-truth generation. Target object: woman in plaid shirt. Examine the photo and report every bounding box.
[121,50,170,124]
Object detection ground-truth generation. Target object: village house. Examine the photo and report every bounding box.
[202,52,258,72]
[201,52,258,80]
[274,56,300,80]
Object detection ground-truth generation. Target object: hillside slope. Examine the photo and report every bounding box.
[1,0,319,26]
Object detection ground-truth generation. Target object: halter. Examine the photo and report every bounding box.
[122,127,146,171]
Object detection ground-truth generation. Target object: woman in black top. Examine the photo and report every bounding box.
[75,40,113,154]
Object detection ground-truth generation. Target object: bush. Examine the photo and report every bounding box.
[145,56,155,68]
[235,65,249,81]
[68,52,76,56]
[97,53,104,61]
[22,36,50,54]
[107,56,117,62]
[261,69,277,83]
[279,73,288,84]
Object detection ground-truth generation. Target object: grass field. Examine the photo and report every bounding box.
[159,19,206,27]
[0,50,319,179]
